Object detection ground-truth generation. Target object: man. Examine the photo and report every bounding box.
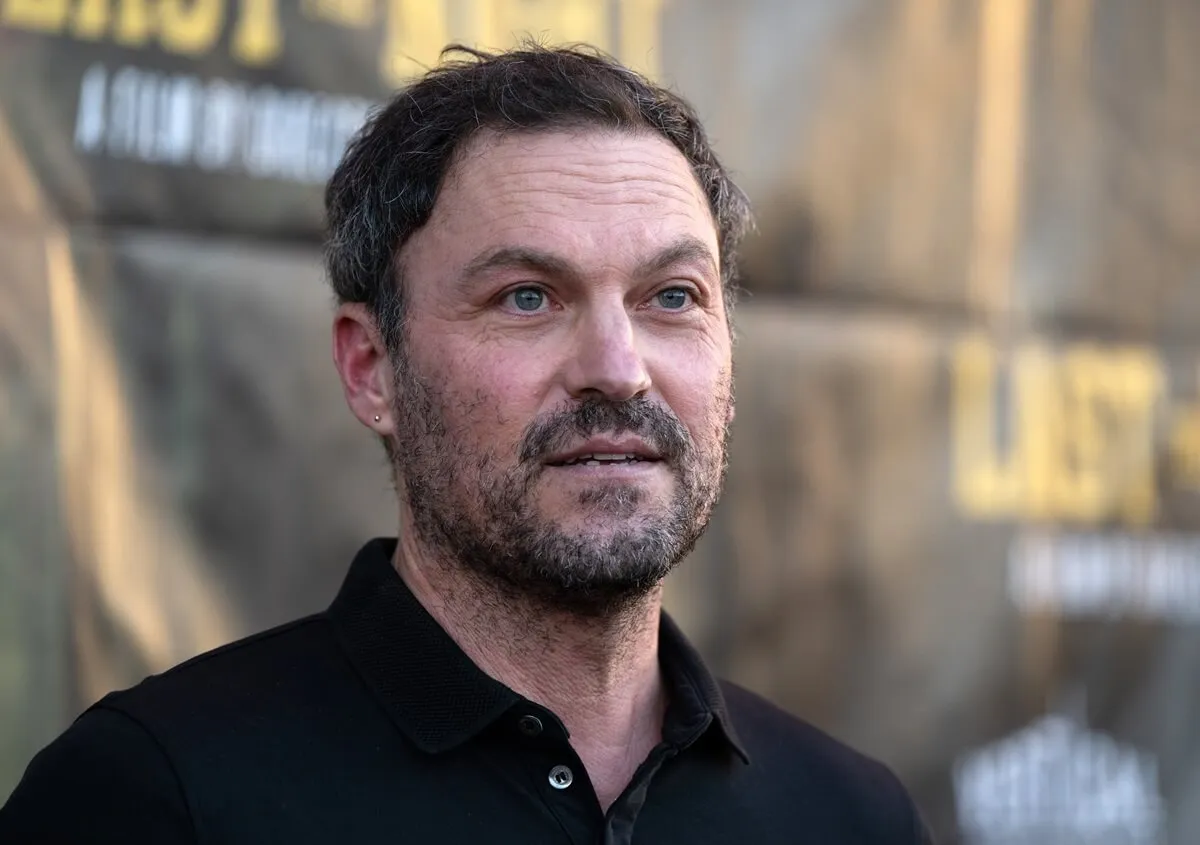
[0,45,931,843]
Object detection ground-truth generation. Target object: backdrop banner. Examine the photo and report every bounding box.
[4,1,1200,841]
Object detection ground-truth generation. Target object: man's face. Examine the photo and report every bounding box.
[390,129,734,615]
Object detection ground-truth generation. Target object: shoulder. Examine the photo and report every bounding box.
[0,614,355,842]
[720,680,897,787]
[15,615,341,781]
[100,613,342,728]
[720,681,932,844]
[0,707,195,843]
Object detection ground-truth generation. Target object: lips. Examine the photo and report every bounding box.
[544,437,662,467]
[550,452,657,467]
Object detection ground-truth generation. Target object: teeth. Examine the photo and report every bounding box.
[562,453,642,466]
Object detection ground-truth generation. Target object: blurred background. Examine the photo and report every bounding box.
[3,0,1199,841]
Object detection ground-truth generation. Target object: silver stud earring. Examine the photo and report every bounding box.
[373,414,382,423]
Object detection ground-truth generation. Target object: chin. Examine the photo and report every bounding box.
[545,518,640,545]
[553,501,657,528]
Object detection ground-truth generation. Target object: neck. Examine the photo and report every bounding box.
[393,528,668,810]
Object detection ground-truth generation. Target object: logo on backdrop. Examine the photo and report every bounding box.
[1009,530,1200,623]
[73,63,373,185]
[954,712,1166,845]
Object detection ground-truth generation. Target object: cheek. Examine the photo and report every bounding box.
[427,350,550,451]
[650,330,731,417]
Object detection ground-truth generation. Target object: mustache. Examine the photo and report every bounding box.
[518,396,691,465]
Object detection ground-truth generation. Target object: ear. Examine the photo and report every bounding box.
[332,302,395,435]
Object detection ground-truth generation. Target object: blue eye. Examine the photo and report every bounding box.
[507,287,547,312]
[656,288,692,310]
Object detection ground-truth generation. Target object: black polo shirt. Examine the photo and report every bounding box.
[0,538,931,844]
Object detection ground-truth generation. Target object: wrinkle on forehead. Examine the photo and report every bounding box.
[441,128,713,222]
[399,128,723,305]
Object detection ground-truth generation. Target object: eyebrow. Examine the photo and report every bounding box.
[455,235,719,291]
[633,236,719,281]
[458,247,578,288]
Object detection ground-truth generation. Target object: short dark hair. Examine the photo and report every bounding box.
[324,43,752,353]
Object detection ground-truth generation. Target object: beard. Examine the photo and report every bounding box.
[388,351,733,617]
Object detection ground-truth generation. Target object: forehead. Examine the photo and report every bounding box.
[411,128,719,272]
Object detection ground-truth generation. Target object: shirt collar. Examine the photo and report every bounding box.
[326,538,749,764]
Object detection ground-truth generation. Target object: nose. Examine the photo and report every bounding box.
[562,305,651,402]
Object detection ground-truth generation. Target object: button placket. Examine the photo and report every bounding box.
[511,707,599,834]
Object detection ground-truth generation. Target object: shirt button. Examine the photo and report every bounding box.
[548,764,574,790]
[517,714,543,736]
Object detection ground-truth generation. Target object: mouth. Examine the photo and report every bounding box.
[543,433,665,469]
[546,452,662,468]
